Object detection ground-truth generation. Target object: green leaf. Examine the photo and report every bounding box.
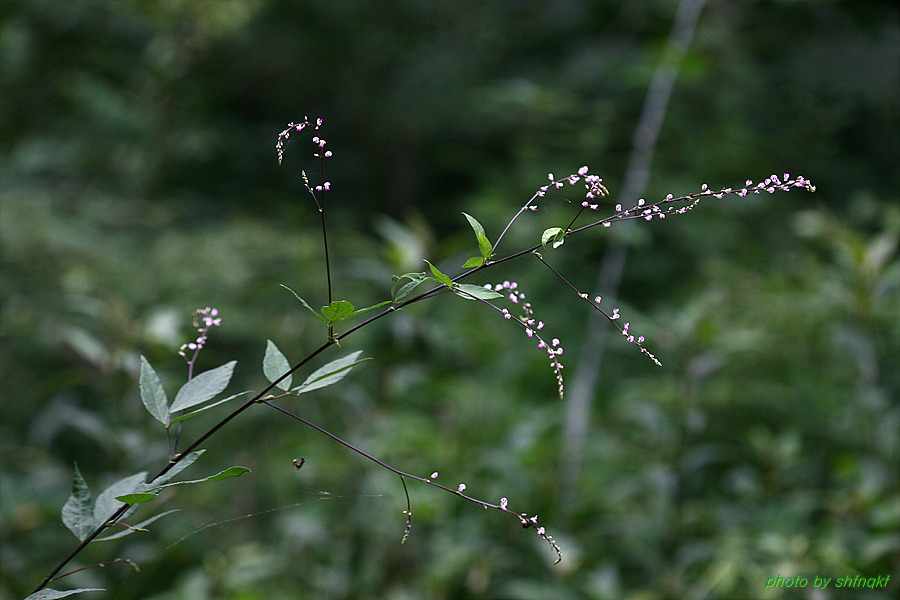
[392,272,427,302]
[139,356,168,425]
[320,300,355,324]
[461,256,485,269]
[280,284,328,325]
[94,509,179,541]
[115,492,158,504]
[169,361,237,414]
[462,212,493,260]
[167,392,250,426]
[25,588,105,600]
[117,466,251,502]
[453,284,504,301]
[423,260,453,287]
[295,350,370,394]
[93,472,148,527]
[263,340,292,391]
[350,300,392,317]
[61,463,94,541]
[541,227,566,248]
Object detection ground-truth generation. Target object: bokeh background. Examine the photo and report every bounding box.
[1,1,898,599]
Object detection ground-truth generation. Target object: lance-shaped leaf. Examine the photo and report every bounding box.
[392,272,427,302]
[263,340,292,391]
[462,212,493,260]
[453,284,504,301]
[139,356,168,424]
[294,350,370,394]
[280,284,328,325]
[424,260,453,287]
[167,392,249,426]
[116,466,251,504]
[25,588,105,600]
[169,361,237,414]
[61,463,94,541]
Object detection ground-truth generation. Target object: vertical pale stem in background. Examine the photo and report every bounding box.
[558,0,708,521]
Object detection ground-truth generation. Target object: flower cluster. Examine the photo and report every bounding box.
[178,307,222,361]
[276,117,333,193]
[484,280,565,399]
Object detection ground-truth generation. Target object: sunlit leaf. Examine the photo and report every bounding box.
[462,212,493,259]
[169,361,237,413]
[263,339,292,390]
[321,300,355,324]
[392,272,427,302]
[461,256,485,269]
[138,356,168,425]
[424,260,453,287]
[542,227,566,248]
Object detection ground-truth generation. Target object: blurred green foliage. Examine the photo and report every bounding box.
[1,1,898,599]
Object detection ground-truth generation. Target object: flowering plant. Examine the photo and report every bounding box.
[28,117,815,599]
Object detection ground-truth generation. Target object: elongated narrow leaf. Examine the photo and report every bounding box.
[117,466,250,503]
[280,284,328,325]
[167,392,249,426]
[139,356,168,424]
[61,463,94,541]
[392,272,427,302]
[462,212,493,260]
[454,284,504,301]
[295,350,369,394]
[321,300,355,324]
[424,260,453,287]
[93,472,147,528]
[25,588,105,600]
[263,340,292,391]
[350,300,392,317]
[169,361,237,413]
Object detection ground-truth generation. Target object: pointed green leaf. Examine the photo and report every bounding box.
[115,492,158,504]
[295,350,370,394]
[169,361,237,413]
[454,284,504,301]
[321,300,355,324]
[461,256,485,269]
[424,260,453,287]
[93,472,148,527]
[25,588,105,600]
[167,392,250,426]
[61,463,94,541]
[462,212,493,259]
[139,356,168,425]
[263,340,292,391]
[350,300,392,317]
[392,272,427,302]
[280,284,328,325]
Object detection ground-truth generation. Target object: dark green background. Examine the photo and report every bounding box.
[1,1,897,599]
